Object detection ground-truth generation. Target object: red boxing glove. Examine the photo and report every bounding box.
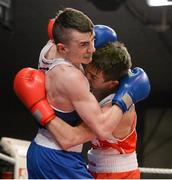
[47,18,55,40]
[13,67,56,126]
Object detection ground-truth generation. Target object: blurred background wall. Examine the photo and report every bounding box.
[0,0,172,178]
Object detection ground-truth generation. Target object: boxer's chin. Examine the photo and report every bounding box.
[83,56,92,64]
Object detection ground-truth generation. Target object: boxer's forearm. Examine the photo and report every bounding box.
[46,117,95,150]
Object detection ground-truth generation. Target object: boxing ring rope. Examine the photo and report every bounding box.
[140,167,172,174]
[0,153,15,164]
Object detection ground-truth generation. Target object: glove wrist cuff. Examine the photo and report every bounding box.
[112,92,133,112]
[31,100,55,126]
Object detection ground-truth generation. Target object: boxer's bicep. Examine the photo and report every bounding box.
[65,72,106,136]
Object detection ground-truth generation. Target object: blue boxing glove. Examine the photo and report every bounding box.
[94,25,117,48]
[112,67,151,112]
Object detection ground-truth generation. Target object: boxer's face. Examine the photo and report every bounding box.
[85,64,115,94]
[64,29,95,67]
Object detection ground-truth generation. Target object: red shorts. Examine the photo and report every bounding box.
[91,169,140,179]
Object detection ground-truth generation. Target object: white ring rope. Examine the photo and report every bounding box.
[140,167,172,174]
[0,153,15,164]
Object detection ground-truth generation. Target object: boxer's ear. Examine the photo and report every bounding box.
[107,80,119,89]
[57,43,65,52]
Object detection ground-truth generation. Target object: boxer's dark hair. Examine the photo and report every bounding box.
[92,41,132,81]
[53,8,94,44]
